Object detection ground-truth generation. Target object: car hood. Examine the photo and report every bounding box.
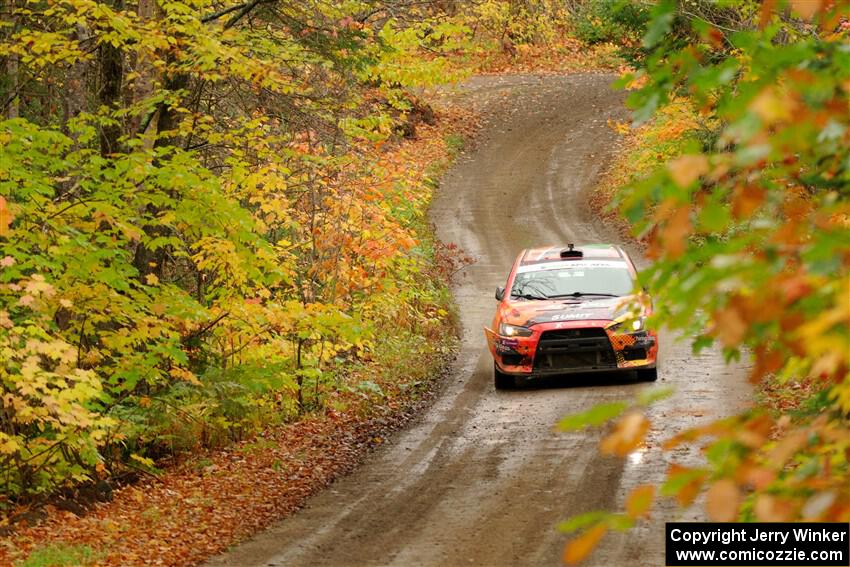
[500,296,637,327]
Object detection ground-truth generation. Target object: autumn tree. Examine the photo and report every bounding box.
[0,0,469,499]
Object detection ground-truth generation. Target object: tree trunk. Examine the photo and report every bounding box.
[63,24,90,135]
[3,0,19,120]
[98,2,124,157]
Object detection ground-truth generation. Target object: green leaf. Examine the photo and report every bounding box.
[557,402,629,431]
[642,0,676,49]
[558,511,610,533]
[637,386,674,407]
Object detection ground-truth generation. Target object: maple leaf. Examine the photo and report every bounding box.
[0,196,13,237]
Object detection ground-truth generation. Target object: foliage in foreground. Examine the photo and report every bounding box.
[561,1,850,563]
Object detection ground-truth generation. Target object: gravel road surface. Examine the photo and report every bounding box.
[206,74,751,567]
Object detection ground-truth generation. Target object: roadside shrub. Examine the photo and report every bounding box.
[571,0,650,60]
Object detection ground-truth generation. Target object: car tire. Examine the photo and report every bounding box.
[494,364,515,390]
[637,367,658,382]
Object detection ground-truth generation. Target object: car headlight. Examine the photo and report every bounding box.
[607,316,645,334]
[499,322,533,337]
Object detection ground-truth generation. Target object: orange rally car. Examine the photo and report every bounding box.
[484,244,658,389]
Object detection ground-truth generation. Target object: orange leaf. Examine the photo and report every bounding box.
[789,0,822,20]
[625,485,655,519]
[0,196,12,237]
[600,412,649,457]
[660,205,691,259]
[737,464,776,490]
[668,154,708,188]
[749,345,785,383]
[759,0,777,28]
[713,305,747,348]
[705,479,741,521]
[754,494,793,522]
[668,464,708,507]
[563,524,607,565]
[731,184,766,219]
[766,431,808,469]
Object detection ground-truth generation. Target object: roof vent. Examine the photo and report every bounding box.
[560,244,583,259]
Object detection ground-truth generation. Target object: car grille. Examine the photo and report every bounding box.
[533,328,617,372]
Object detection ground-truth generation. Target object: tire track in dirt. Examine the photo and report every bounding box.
[205,74,751,567]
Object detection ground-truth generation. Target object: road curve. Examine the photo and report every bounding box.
[206,74,751,567]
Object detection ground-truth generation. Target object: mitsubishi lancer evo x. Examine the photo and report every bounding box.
[484,244,658,389]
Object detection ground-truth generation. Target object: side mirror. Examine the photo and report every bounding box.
[495,286,505,301]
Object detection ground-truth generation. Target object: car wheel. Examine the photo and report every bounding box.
[494,364,515,390]
[637,367,658,382]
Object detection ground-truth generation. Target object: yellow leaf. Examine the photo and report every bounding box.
[750,86,796,123]
[705,479,740,521]
[625,485,655,519]
[170,367,201,386]
[0,433,19,454]
[563,524,607,565]
[145,273,159,286]
[0,196,13,237]
[667,154,708,188]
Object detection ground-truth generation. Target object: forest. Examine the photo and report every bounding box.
[1,0,849,565]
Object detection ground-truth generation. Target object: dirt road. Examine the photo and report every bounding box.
[206,74,751,567]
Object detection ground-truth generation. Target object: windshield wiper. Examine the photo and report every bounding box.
[548,292,620,299]
[511,293,549,300]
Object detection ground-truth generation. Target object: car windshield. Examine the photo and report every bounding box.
[510,263,634,299]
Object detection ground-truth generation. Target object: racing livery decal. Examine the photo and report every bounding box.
[485,244,659,388]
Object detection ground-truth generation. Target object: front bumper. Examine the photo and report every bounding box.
[485,320,658,377]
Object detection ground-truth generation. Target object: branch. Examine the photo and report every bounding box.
[201,2,249,24]
[224,0,275,29]
[183,311,229,342]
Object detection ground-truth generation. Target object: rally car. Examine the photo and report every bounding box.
[484,244,658,389]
